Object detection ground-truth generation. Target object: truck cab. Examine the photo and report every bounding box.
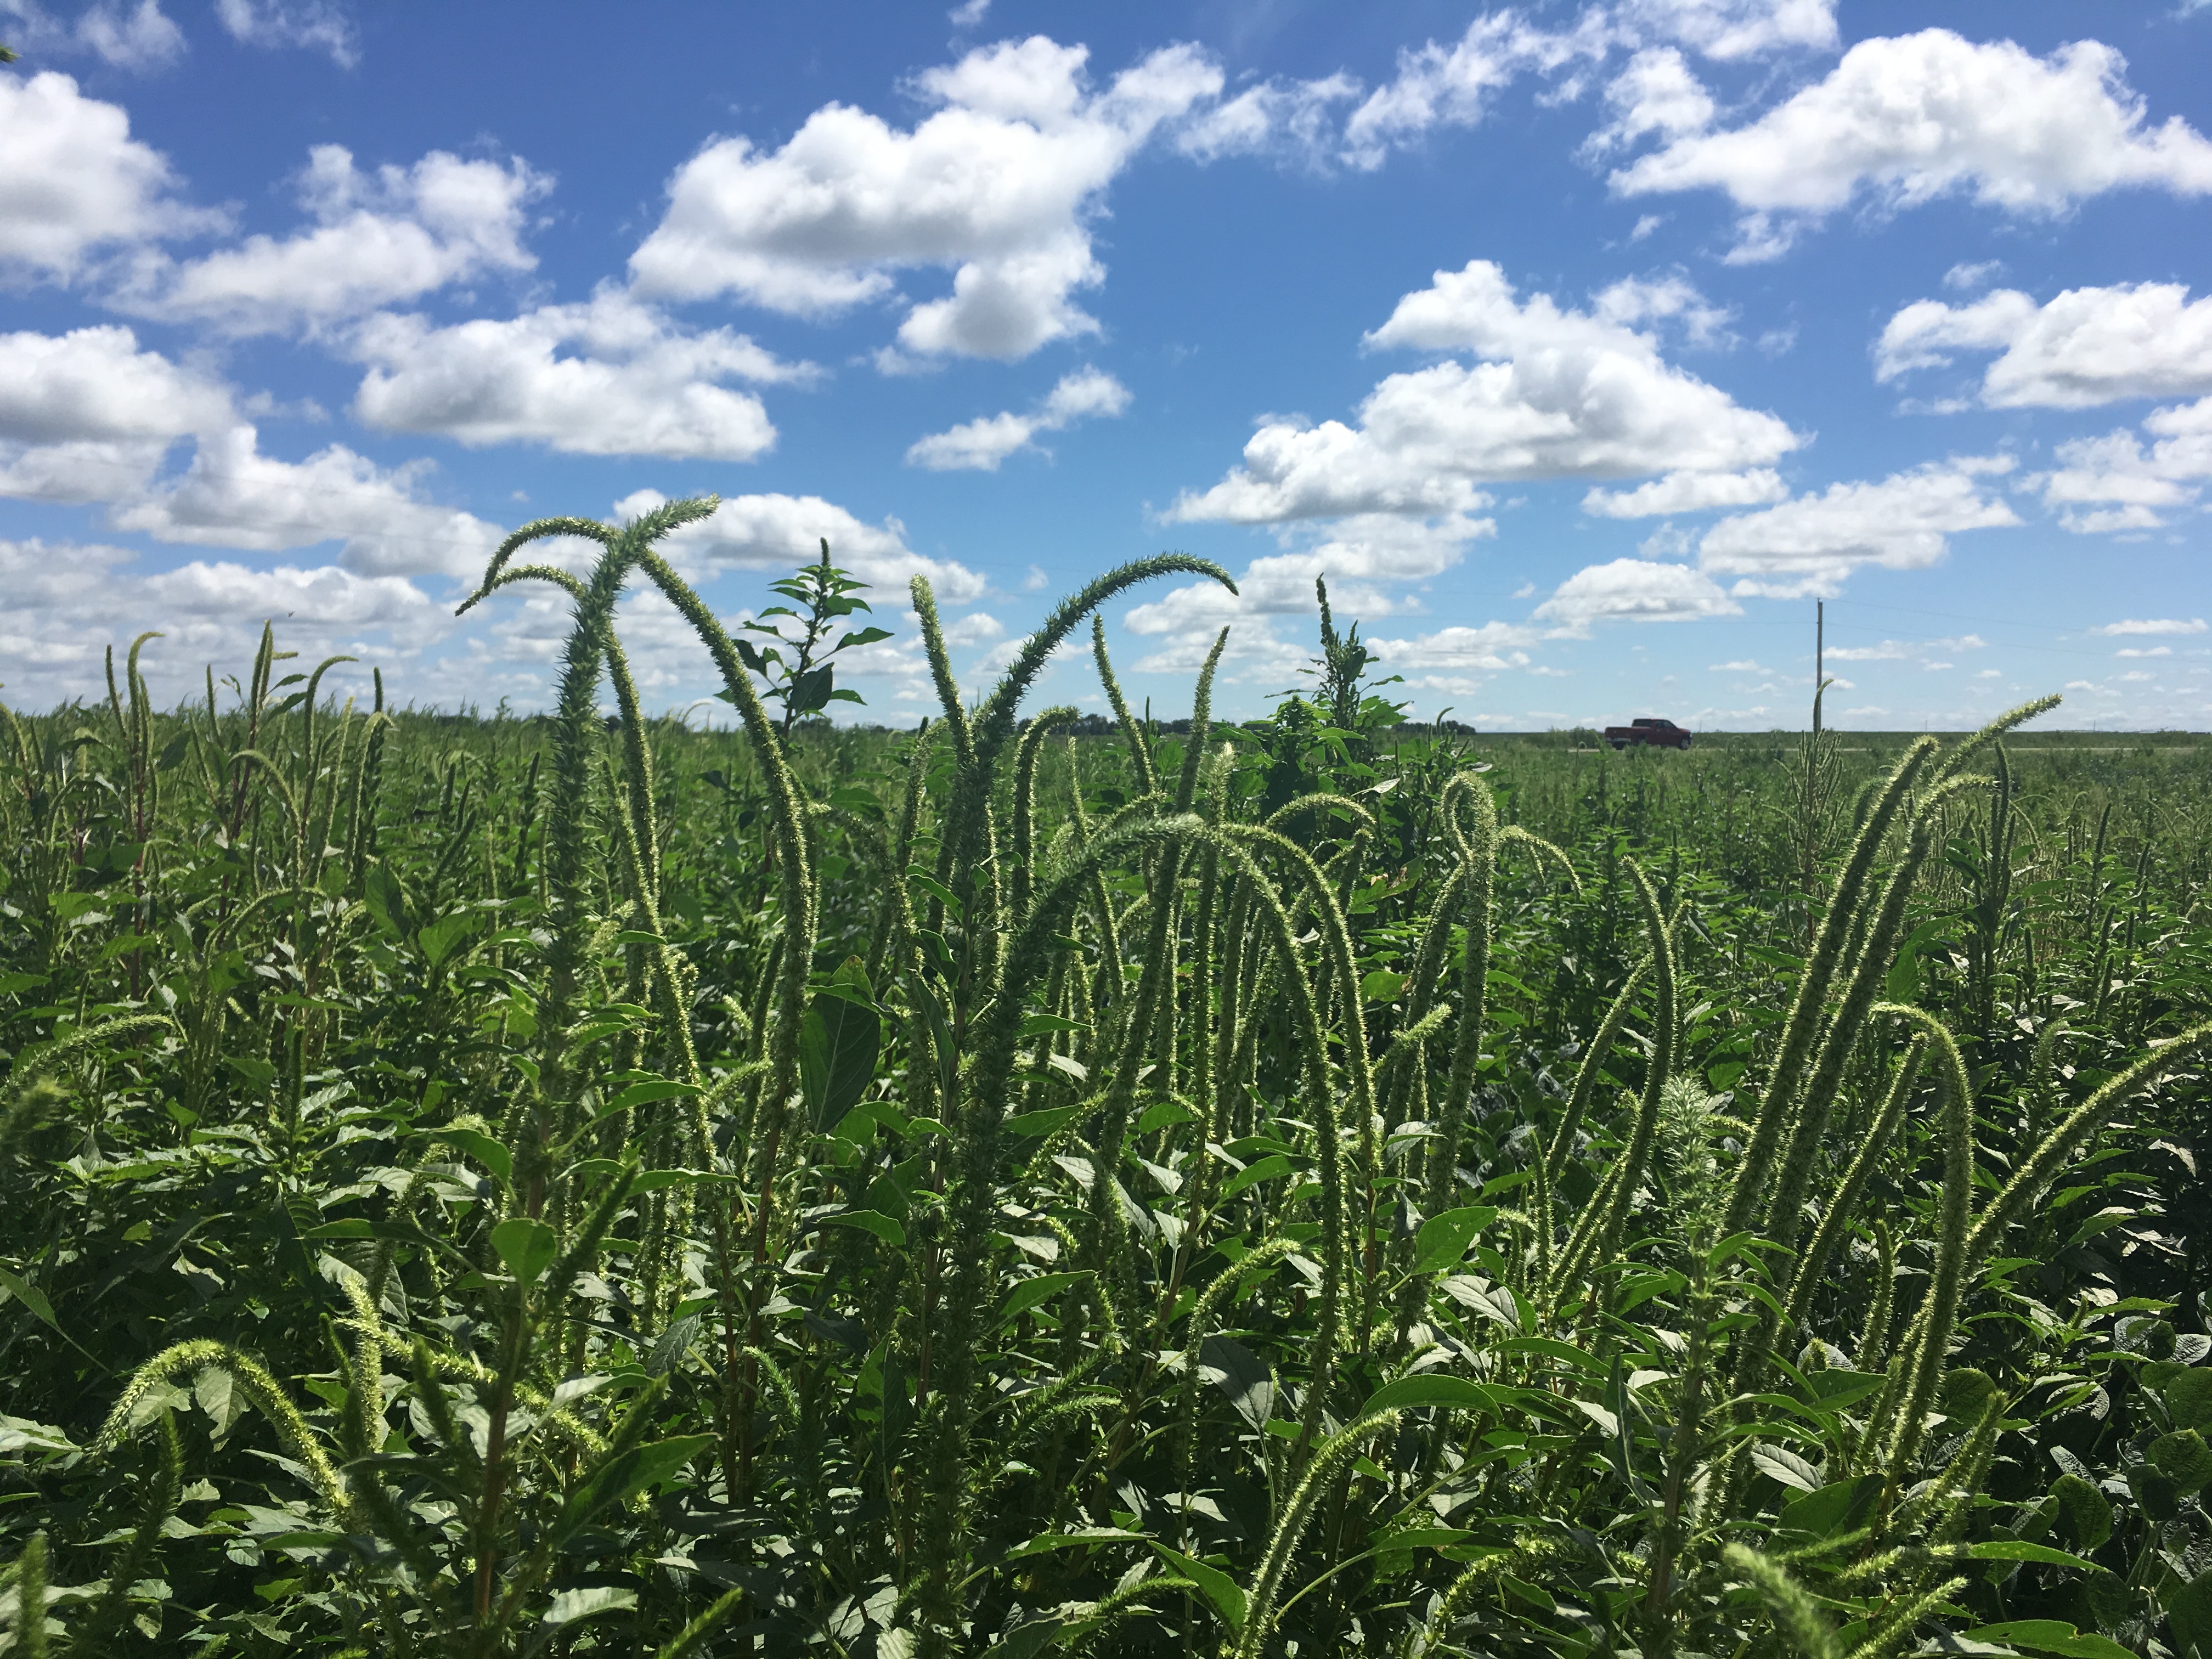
[1603,717,1692,751]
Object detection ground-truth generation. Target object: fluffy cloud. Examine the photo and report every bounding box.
[1582,466,1787,517]
[1697,457,2021,596]
[1877,283,2212,409]
[0,325,232,443]
[0,2,185,73]
[0,70,216,281]
[0,537,442,709]
[109,423,504,578]
[1588,47,1718,153]
[2090,617,2207,636]
[1533,557,1741,631]
[629,36,1220,360]
[0,325,235,504]
[1612,32,2212,260]
[1367,619,1535,672]
[1616,0,1837,61]
[117,144,544,334]
[213,0,358,67]
[351,291,803,461]
[2031,398,2212,533]
[905,365,1129,470]
[1169,262,1797,526]
[618,489,987,603]
[1124,511,1492,678]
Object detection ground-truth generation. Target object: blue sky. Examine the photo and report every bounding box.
[3,0,2209,730]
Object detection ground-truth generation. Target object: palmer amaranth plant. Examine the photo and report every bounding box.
[3,501,2211,1659]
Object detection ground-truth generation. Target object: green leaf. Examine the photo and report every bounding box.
[437,1127,511,1181]
[800,961,881,1132]
[555,1433,713,1541]
[416,909,480,969]
[1967,1542,2109,1573]
[1964,1623,2136,1659]
[2051,1472,2112,1552]
[1778,1474,1883,1540]
[596,1078,704,1121]
[1133,1098,1194,1137]
[822,1210,905,1248]
[997,1272,1090,1326]
[1001,1527,1144,1561]
[2166,1571,2212,1659]
[0,1267,60,1334]
[489,1217,557,1285]
[1219,1154,1297,1200]
[787,664,836,716]
[2151,1429,2212,1494]
[1362,1375,1505,1415]
[1149,1543,1244,1633]
[1412,1206,1497,1276]
[543,1587,637,1626]
[1751,1443,1823,1493]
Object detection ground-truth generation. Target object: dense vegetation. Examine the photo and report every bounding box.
[3,498,2210,1659]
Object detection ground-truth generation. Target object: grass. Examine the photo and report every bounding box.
[2,505,2210,1658]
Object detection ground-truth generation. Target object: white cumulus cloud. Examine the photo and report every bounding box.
[1169,261,1797,526]
[115,144,544,334]
[629,36,1221,362]
[1534,557,1742,631]
[1611,31,2212,261]
[1877,283,2212,408]
[0,69,218,282]
[350,290,804,461]
[0,537,442,709]
[0,324,233,443]
[620,489,987,604]
[1583,467,1788,517]
[109,422,504,578]
[1698,457,2021,596]
[906,365,1129,470]
[2032,397,2212,532]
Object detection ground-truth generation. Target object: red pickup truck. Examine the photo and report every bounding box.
[1604,717,1693,751]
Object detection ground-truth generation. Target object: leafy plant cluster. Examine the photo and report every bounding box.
[2,502,2210,1659]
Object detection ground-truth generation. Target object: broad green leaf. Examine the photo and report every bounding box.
[555,1434,713,1541]
[1967,1541,2108,1573]
[1778,1474,1882,1540]
[437,1126,511,1181]
[1149,1543,1245,1632]
[997,1271,1090,1326]
[1199,1333,1276,1434]
[801,961,881,1133]
[1362,1375,1504,1415]
[597,1079,704,1121]
[1218,1154,1297,1200]
[1751,1443,1822,1493]
[1412,1206,1497,1277]
[543,1586,638,1625]
[0,1267,60,1334]
[1964,1623,2136,1659]
[822,1210,906,1248]
[1002,1527,1143,1561]
[490,1217,557,1285]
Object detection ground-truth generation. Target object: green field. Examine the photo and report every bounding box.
[3,507,2209,1658]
